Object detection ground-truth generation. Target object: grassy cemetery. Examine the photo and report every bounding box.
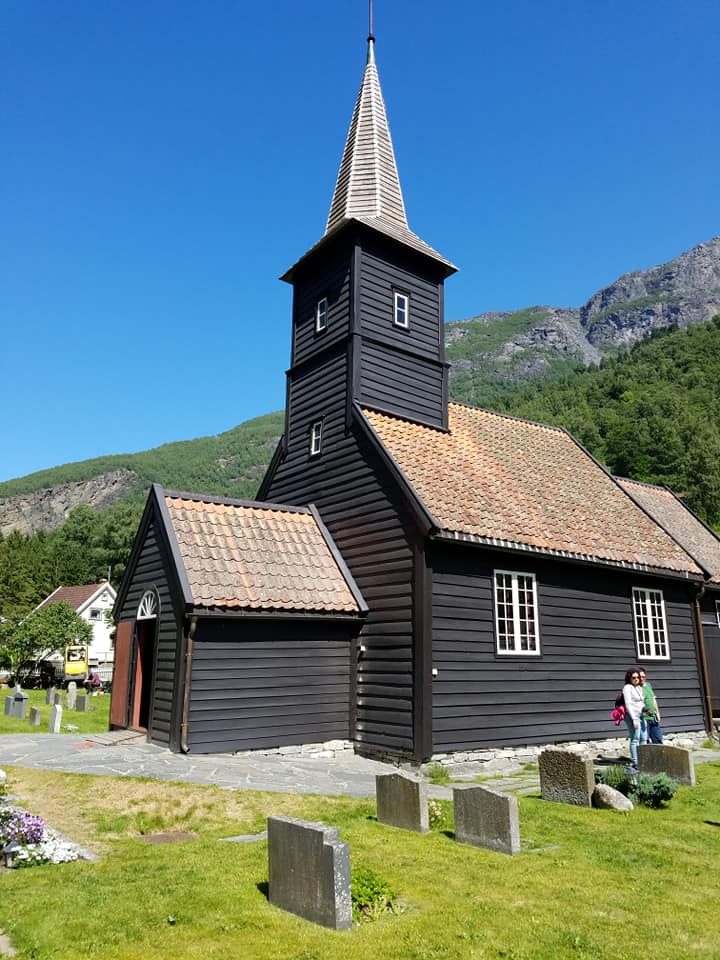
[0,688,110,737]
[0,754,718,959]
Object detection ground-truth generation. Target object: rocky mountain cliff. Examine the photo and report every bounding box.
[2,238,719,537]
[446,237,720,389]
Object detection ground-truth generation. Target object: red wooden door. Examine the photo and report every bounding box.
[110,620,133,728]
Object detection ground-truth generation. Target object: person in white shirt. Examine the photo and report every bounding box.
[622,668,647,771]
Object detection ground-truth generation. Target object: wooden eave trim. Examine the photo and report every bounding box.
[359,332,451,369]
[186,608,363,623]
[285,338,348,379]
[112,487,158,619]
[152,484,196,615]
[352,402,436,537]
[160,486,309,516]
[307,502,369,614]
[256,437,287,501]
[430,528,704,583]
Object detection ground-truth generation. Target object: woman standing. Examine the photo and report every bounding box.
[622,668,647,771]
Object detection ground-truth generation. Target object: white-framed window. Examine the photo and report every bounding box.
[494,570,540,655]
[632,587,670,660]
[393,290,409,328]
[315,297,328,333]
[309,419,323,456]
[89,608,101,621]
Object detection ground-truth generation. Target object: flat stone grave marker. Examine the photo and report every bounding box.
[45,687,56,705]
[267,815,352,930]
[453,784,520,855]
[376,771,429,833]
[66,682,77,710]
[638,744,696,786]
[539,748,594,807]
[75,694,89,713]
[29,707,42,727]
[49,704,63,734]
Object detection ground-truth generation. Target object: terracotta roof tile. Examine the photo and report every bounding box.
[616,478,720,583]
[38,583,111,611]
[362,403,701,576]
[164,495,361,614]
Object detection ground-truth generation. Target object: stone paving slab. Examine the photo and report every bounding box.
[0,734,716,800]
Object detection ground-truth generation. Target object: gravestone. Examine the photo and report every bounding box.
[4,696,13,717]
[29,707,42,727]
[66,682,77,710]
[53,692,63,706]
[637,744,696,786]
[376,772,429,833]
[538,749,594,807]
[453,784,520,855]
[45,687,56,705]
[267,816,352,930]
[11,689,29,720]
[49,704,63,734]
[75,694,89,713]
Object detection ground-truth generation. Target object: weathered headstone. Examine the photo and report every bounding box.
[637,744,696,786]
[453,784,520,855]
[376,772,429,833]
[49,704,63,734]
[29,707,42,727]
[267,816,352,930]
[4,696,13,717]
[45,687,56,706]
[11,689,29,720]
[53,691,63,706]
[538,749,594,807]
[75,694,89,713]
[66,682,77,710]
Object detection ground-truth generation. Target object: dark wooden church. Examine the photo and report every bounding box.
[112,35,715,759]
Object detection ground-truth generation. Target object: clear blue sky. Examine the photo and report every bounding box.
[2,0,719,483]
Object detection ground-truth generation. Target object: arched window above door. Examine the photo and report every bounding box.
[137,590,159,621]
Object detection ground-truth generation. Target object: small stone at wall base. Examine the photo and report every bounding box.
[592,783,633,811]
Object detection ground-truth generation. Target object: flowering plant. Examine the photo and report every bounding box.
[0,809,45,845]
[0,807,80,868]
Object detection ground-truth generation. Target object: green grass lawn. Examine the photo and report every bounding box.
[0,762,718,960]
[0,687,110,736]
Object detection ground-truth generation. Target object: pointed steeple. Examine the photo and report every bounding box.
[326,36,408,233]
[324,36,456,274]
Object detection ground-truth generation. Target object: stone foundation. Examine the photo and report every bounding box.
[232,739,354,761]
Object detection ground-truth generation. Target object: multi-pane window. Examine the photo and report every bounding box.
[309,420,323,456]
[632,588,670,659]
[494,571,540,655]
[89,608,101,621]
[315,297,328,333]
[393,291,409,328]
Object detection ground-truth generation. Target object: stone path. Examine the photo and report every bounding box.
[0,733,717,800]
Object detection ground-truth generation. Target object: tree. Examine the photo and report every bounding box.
[2,600,93,672]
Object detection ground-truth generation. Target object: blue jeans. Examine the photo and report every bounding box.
[647,719,663,744]
[624,715,647,765]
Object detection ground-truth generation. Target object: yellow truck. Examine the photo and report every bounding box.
[64,644,89,685]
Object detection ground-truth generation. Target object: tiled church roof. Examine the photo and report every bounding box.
[616,477,720,584]
[162,492,363,614]
[361,403,702,577]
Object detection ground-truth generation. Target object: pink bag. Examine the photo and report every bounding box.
[610,705,626,726]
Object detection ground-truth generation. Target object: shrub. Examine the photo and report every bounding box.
[595,765,633,796]
[425,762,450,786]
[351,867,399,922]
[629,773,678,808]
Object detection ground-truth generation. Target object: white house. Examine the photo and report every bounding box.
[38,582,116,668]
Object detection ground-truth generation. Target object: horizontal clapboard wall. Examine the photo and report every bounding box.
[430,544,706,751]
[699,594,720,716]
[292,245,352,367]
[359,339,444,428]
[117,515,181,748]
[186,619,352,753]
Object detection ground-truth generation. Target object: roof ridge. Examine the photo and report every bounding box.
[162,488,311,515]
[614,475,673,493]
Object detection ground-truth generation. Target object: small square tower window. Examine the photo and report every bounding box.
[310,420,323,456]
[316,297,328,333]
[394,291,409,328]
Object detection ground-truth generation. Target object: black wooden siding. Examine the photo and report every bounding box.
[699,593,720,716]
[358,340,445,428]
[186,619,352,753]
[430,544,706,750]
[116,514,182,747]
[265,417,418,754]
[292,245,352,368]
